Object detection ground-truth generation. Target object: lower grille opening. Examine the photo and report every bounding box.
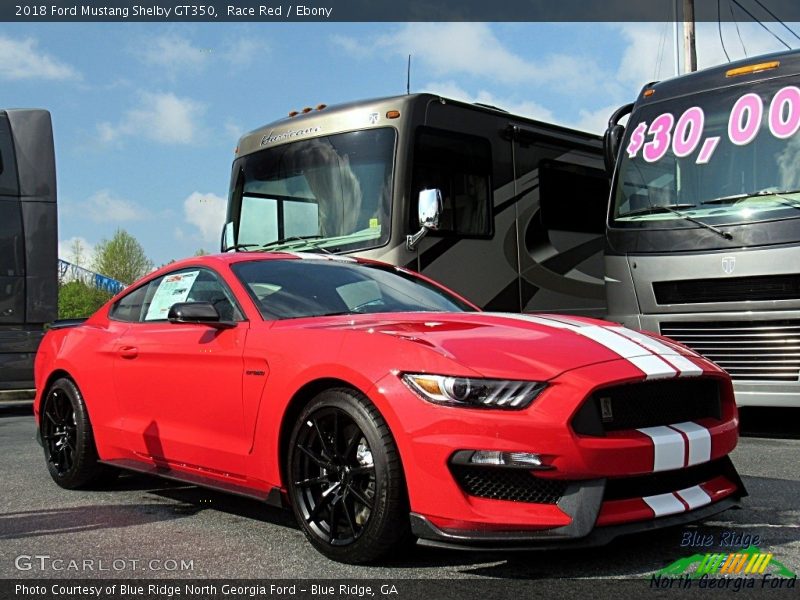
[604,458,733,501]
[572,378,722,435]
[450,465,568,504]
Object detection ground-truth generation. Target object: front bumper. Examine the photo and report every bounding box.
[410,496,741,550]
[370,358,742,545]
[409,456,745,547]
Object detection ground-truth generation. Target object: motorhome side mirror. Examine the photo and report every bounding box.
[603,124,624,174]
[406,188,443,251]
[221,221,235,252]
[168,302,234,329]
[603,102,634,175]
[418,188,442,230]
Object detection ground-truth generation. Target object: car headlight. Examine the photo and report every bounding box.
[401,373,547,409]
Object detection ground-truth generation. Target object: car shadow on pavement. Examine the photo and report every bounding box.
[739,407,800,440]
[111,472,300,530]
[0,403,33,419]
[0,503,193,540]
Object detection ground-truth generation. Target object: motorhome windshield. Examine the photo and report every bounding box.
[612,79,800,232]
[226,128,395,253]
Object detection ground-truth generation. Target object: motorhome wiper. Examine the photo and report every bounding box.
[622,203,696,217]
[259,235,332,254]
[625,204,733,240]
[229,243,263,251]
[702,188,800,208]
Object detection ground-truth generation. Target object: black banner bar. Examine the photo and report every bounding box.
[2,577,798,600]
[4,0,800,23]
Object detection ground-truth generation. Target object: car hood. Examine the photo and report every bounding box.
[307,312,703,381]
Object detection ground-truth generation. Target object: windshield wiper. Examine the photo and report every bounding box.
[702,188,800,209]
[258,235,332,254]
[624,204,732,240]
[622,203,696,217]
[227,243,263,252]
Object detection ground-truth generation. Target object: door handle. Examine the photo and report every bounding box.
[119,346,138,359]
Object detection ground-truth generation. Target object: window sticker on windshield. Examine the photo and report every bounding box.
[144,271,200,321]
[626,85,800,165]
[369,218,380,229]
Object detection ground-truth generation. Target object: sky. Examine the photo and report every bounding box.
[2,17,798,270]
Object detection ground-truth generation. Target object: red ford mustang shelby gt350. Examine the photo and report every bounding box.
[35,253,745,563]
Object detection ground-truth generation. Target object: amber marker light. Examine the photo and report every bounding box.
[386,110,401,119]
[726,60,780,77]
[316,104,327,110]
[302,107,313,113]
[288,110,299,117]
[643,89,655,98]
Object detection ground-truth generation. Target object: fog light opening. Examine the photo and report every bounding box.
[467,450,548,469]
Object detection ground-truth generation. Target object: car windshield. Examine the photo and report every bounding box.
[612,78,800,231]
[231,257,476,320]
[226,128,395,253]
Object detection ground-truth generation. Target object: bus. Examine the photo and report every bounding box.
[604,49,800,407]
[223,93,610,315]
[0,109,57,401]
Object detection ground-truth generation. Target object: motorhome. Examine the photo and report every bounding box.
[223,94,610,315]
[604,49,800,407]
[0,109,57,401]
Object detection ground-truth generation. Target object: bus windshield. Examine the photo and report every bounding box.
[226,128,395,253]
[611,79,800,231]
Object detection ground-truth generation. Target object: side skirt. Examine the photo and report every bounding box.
[100,458,285,508]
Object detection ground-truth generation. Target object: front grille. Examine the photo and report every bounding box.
[660,320,800,382]
[572,378,721,435]
[653,274,800,304]
[604,458,733,501]
[450,466,568,504]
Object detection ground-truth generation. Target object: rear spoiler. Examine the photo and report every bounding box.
[46,318,88,330]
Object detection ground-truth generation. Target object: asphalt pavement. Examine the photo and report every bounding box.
[0,402,798,598]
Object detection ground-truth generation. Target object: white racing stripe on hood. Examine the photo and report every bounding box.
[486,313,680,379]
[611,327,703,377]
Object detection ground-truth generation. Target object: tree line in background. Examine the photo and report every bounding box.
[58,228,208,319]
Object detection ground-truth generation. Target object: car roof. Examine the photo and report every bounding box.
[143,251,389,283]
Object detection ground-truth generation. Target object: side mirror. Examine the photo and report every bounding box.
[603,103,634,176]
[221,221,235,252]
[406,188,443,251]
[168,302,234,329]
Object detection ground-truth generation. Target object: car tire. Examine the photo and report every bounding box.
[287,388,413,564]
[40,377,115,489]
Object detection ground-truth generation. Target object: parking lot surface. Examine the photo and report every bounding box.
[1,403,798,596]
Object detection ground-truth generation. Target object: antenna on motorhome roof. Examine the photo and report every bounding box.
[406,54,411,94]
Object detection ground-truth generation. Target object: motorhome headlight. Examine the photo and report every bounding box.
[401,374,546,409]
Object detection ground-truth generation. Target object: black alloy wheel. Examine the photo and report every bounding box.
[41,378,113,489]
[287,389,412,563]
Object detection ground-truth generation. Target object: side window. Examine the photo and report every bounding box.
[539,160,609,234]
[411,127,492,237]
[109,284,148,322]
[0,114,19,195]
[140,268,243,322]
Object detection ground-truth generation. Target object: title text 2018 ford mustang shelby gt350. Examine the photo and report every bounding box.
[34,253,745,563]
